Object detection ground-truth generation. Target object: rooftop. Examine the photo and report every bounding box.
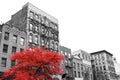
[23,2,58,23]
[90,50,113,56]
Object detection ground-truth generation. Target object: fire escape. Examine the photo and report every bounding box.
[28,14,59,52]
[63,55,74,80]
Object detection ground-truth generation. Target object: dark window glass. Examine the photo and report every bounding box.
[1,58,7,67]
[78,72,81,78]
[20,48,24,52]
[3,44,8,53]
[4,32,9,40]
[77,63,80,70]
[74,71,77,77]
[12,46,17,53]
[11,60,16,68]
[74,62,76,69]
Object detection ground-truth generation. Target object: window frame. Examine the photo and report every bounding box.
[20,37,25,45]
[30,11,34,19]
[1,58,7,67]
[3,44,8,53]
[4,32,9,40]
[28,34,33,43]
[12,46,17,53]
[34,36,38,44]
[13,35,17,43]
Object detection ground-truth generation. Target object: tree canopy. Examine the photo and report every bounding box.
[2,47,64,80]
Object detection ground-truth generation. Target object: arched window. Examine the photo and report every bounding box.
[30,11,34,19]
[41,38,44,46]
[55,43,58,51]
[20,37,25,45]
[35,25,38,32]
[29,23,33,31]
[34,36,38,44]
[28,33,33,43]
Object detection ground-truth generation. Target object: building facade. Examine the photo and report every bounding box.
[72,55,83,80]
[113,58,120,80]
[91,50,117,80]
[59,46,74,80]
[0,24,26,73]
[73,49,93,80]
[6,2,59,52]
[0,2,60,79]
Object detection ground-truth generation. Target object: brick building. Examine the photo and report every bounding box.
[0,2,60,78]
[91,50,117,80]
[6,2,59,52]
[59,45,74,80]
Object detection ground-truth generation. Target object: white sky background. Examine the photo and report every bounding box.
[0,0,120,63]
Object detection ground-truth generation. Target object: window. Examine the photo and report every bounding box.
[82,53,84,59]
[54,25,58,31]
[3,44,8,53]
[1,58,7,67]
[35,14,39,19]
[20,48,24,52]
[65,69,68,74]
[13,35,17,43]
[65,52,67,56]
[20,37,25,45]
[50,22,55,29]
[78,72,81,78]
[81,64,83,70]
[78,53,81,58]
[100,66,102,70]
[55,43,58,51]
[29,23,33,31]
[4,32,9,40]
[50,40,54,49]
[41,26,45,34]
[46,40,49,48]
[103,66,106,70]
[41,16,45,24]
[96,67,98,71]
[12,46,17,53]
[35,36,38,44]
[45,18,49,26]
[68,53,71,58]
[35,25,38,32]
[77,63,80,70]
[11,60,16,68]
[61,51,63,54]
[41,38,45,46]
[30,11,34,19]
[74,62,76,69]
[74,71,77,77]
[39,15,41,22]
[28,34,33,43]
[65,60,68,65]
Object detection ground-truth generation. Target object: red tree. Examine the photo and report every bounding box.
[2,47,64,80]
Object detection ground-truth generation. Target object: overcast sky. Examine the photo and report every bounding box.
[0,0,120,63]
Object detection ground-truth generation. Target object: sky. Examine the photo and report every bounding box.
[0,0,120,63]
